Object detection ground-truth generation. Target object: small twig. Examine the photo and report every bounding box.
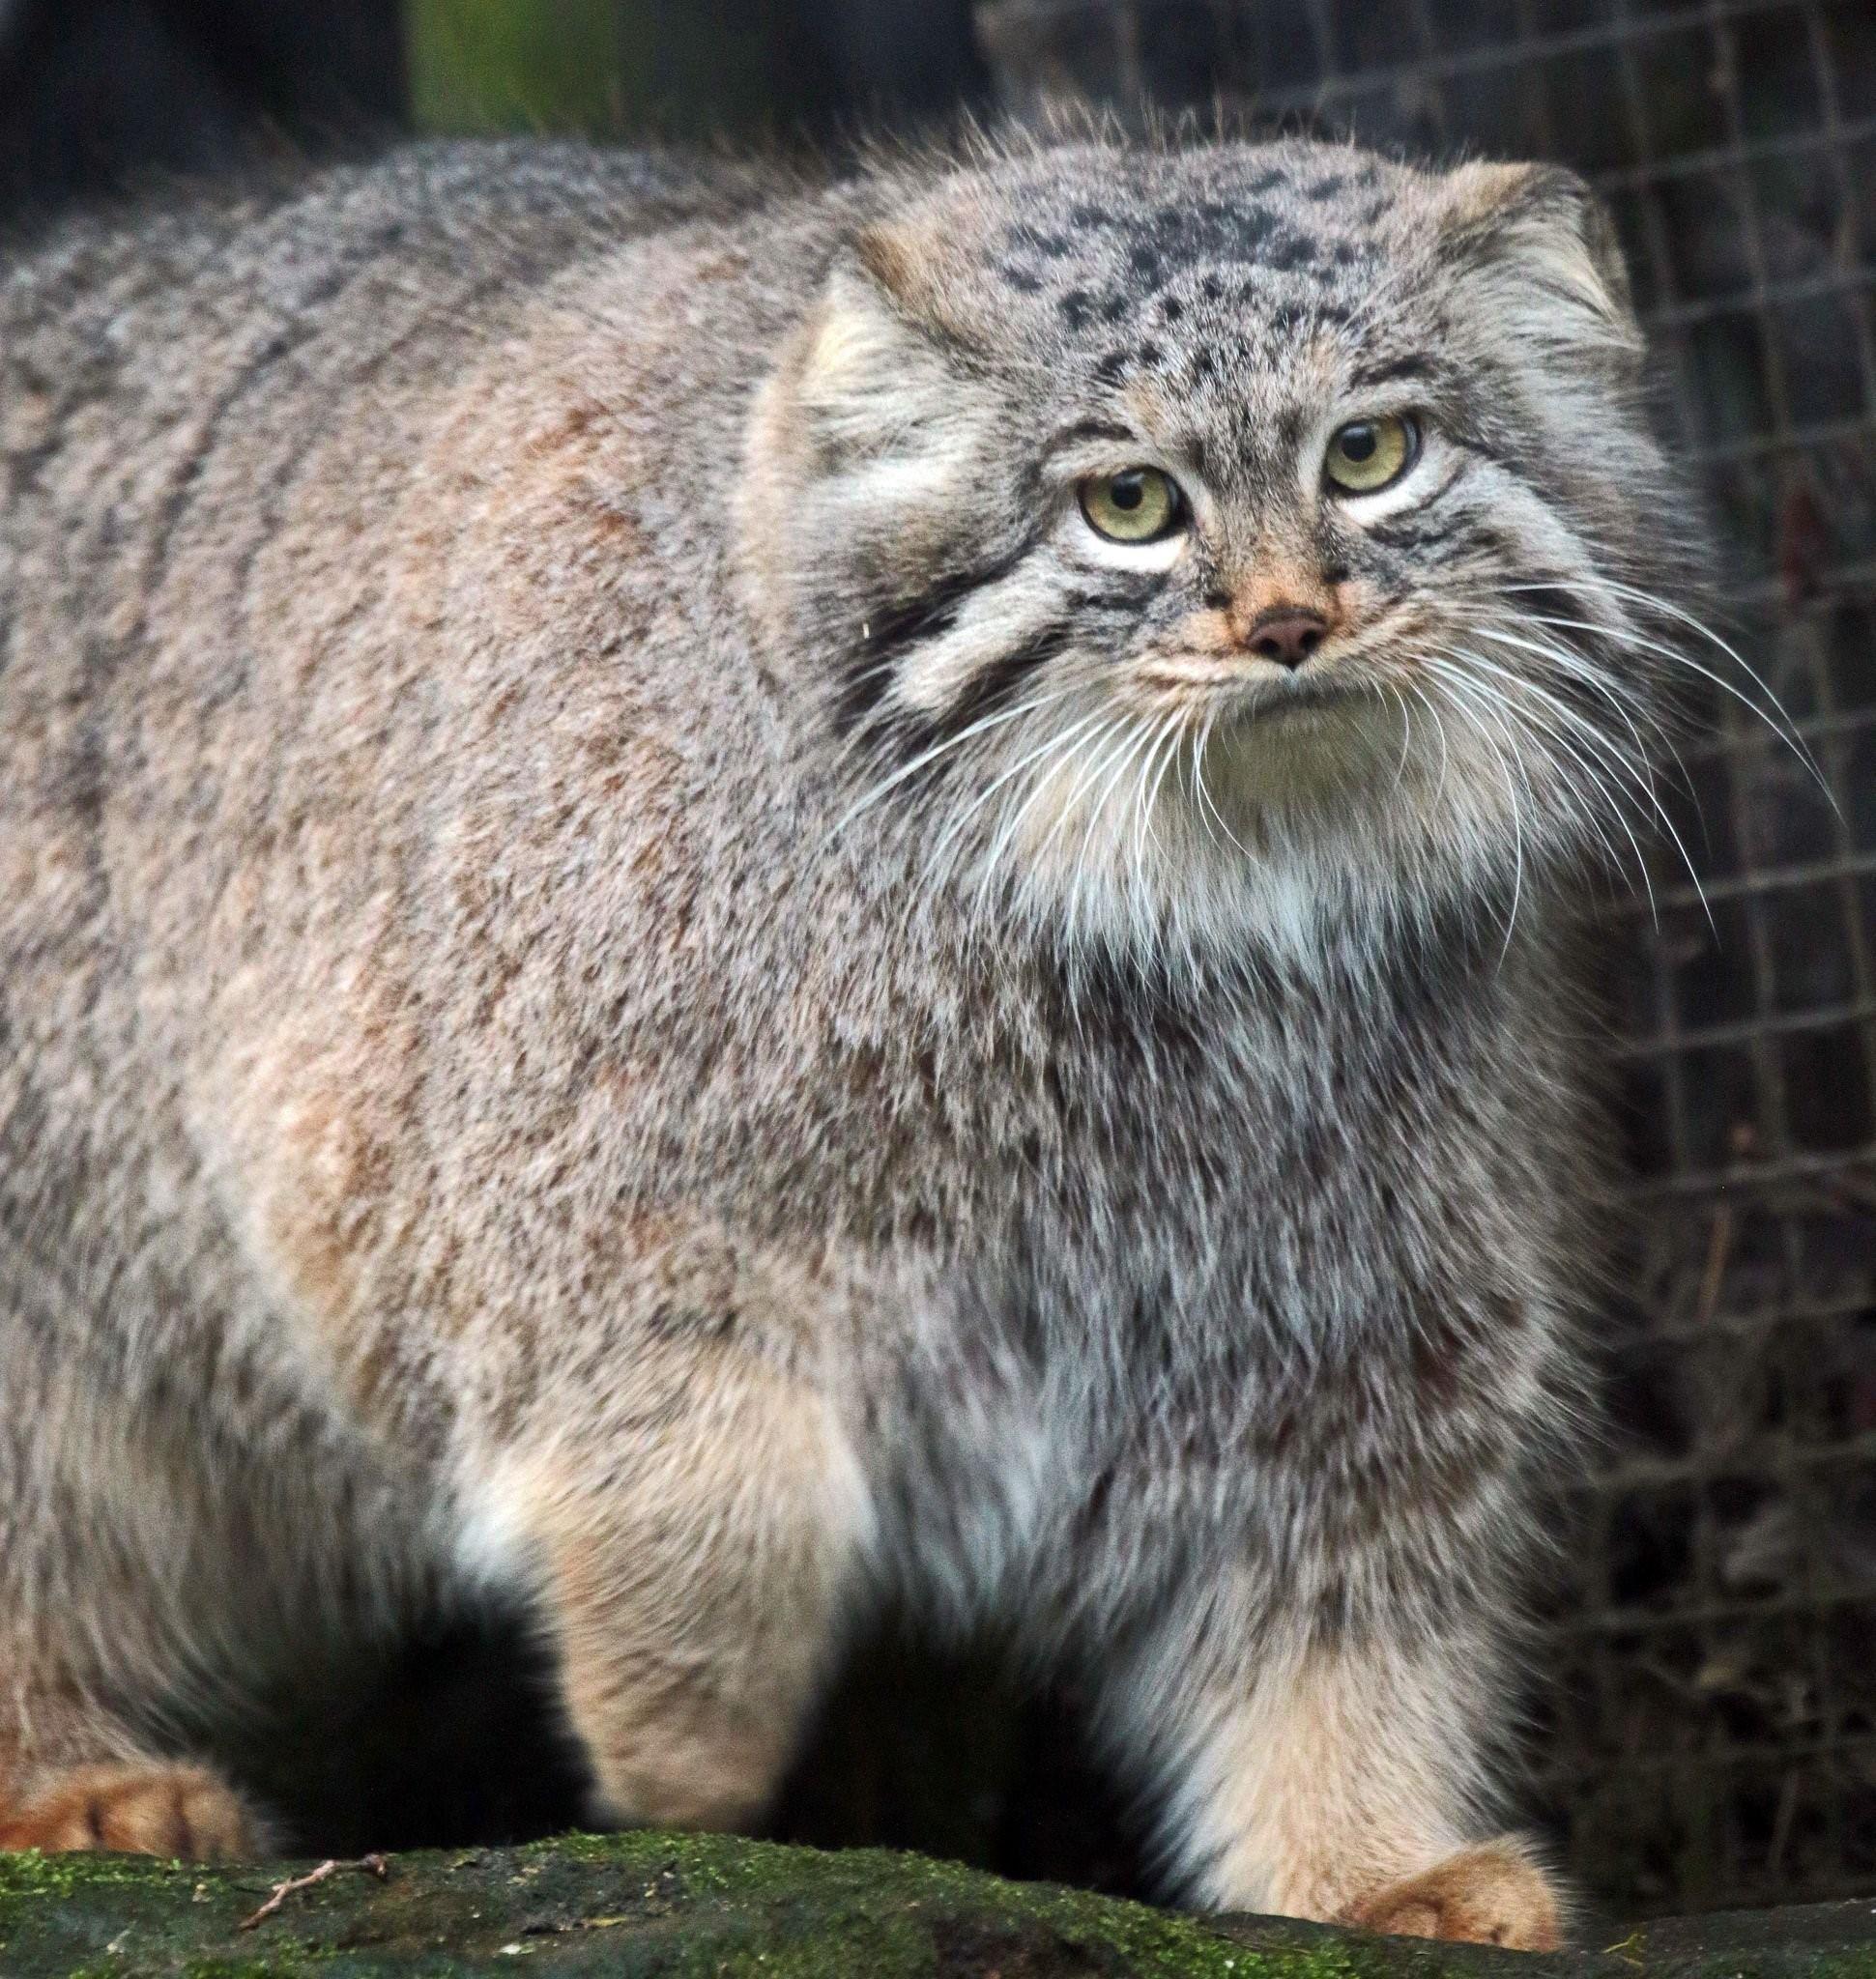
[239,1852,390,1931]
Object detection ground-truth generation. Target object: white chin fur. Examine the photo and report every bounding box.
[941,693,1529,974]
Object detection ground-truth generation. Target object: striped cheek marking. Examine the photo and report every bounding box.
[838,537,1071,743]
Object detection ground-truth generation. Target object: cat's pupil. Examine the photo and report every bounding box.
[1339,425,1377,462]
[1111,474,1144,510]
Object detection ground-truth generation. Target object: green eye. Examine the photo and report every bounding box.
[1324,414,1419,494]
[1078,467,1185,543]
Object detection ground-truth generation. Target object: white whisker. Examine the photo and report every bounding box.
[1084,716,1164,872]
[1415,667,1527,961]
[931,702,1115,885]
[1028,714,1140,875]
[1133,709,1189,874]
[1406,679,1452,815]
[1476,618,1704,827]
[1066,716,1165,947]
[1469,622,1664,767]
[829,682,1082,841]
[967,712,1126,916]
[1422,652,1661,926]
[1429,642,1700,914]
[1190,707,1250,859]
[1384,684,1414,799]
[1500,577,1836,807]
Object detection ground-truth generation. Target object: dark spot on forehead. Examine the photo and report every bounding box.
[1092,349,1129,385]
[1190,349,1216,381]
[1053,196,1309,285]
[1136,338,1164,369]
[1264,232,1317,272]
[1200,273,1224,302]
[1359,197,1391,227]
[1229,206,1282,251]
[1099,292,1130,325]
[1001,263,1044,294]
[1161,295,1184,322]
[1308,173,1348,199]
[1005,222,1073,259]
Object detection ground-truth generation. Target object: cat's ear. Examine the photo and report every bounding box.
[786,220,984,460]
[736,216,999,643]
[1437,162,1642,369]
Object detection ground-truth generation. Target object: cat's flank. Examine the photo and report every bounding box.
[0,132,1695,1945]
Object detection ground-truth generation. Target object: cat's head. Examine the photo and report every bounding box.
[742,137,1696,964]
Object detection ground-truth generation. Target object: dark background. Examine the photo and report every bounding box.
[4,0,1873,1925]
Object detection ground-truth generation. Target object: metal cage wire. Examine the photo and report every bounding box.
[974,0,1876,1916]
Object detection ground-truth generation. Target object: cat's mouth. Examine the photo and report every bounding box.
[1205,668,1374,727]
[1138,645,1382,723]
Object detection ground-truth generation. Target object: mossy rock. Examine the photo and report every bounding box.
[2,1829,1874,1978]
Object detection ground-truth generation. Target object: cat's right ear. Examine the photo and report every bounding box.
[784,222,980,466]
[736,220,997,653]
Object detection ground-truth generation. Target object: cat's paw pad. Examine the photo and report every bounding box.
[1344,1837,1563,1950]
[0,1763,258,1860]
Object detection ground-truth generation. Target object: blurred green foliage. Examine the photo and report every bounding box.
[406,0,627,134]
[404,0,824,141]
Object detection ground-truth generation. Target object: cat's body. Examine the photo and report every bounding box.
[0,133,1691,1941]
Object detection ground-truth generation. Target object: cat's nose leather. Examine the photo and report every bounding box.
[1242,608,1329,670]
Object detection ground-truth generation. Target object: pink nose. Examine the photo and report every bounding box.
[1244,609,1329,670]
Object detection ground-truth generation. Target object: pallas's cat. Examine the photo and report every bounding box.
[0,134,1698,1944]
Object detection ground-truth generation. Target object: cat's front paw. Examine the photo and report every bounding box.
[1342,1837,1563,1950]
[0,1763,259,1860]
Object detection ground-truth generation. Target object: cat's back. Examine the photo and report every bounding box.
[0,142,829,1350]
[0,139,805,967]
[0,138,765,718]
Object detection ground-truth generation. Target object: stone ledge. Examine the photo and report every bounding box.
[2,1830,1872,1977]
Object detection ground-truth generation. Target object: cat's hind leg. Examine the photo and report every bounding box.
[0,1548,265,1861]
[0,1747,258,1860]
[0,1318,263,1859]
[1342,1835,1561,1946]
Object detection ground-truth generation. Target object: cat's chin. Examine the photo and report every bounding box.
[1200,686,1402,805]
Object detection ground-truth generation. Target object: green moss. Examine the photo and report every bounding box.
[519,1828,1301,1978]
[177,1965,316,1979]
[0,1846,188,1941]
[0,1848,186,1898]
[2,1829,1874,1979]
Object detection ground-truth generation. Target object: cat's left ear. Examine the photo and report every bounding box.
[1437,162,1642,370]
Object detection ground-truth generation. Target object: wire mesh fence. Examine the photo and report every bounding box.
[978,0,1876,1916]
